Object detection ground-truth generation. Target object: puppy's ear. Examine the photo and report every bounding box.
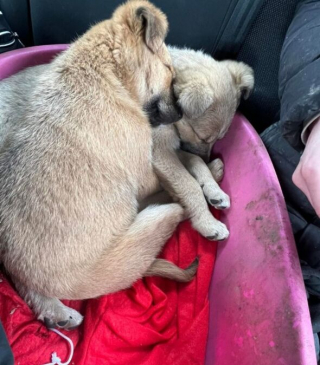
[135,5,168,53]
[175,79,213,119]
[222,61,254,99]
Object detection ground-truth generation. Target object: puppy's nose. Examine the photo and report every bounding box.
[176,104,183,119]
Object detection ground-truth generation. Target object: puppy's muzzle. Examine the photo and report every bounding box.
[144,92,182,127]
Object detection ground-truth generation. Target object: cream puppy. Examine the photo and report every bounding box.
[149,47,254,240]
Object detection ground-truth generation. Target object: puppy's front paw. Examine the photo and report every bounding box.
[39,303,84,331]
[208,158,224,183]
[202,185,230,210]
[192,214,229,241]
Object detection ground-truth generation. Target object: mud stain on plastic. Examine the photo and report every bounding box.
[246,189,282,256]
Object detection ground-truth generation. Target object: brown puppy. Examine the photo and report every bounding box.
[146,48,254,240]
[0,1,197,329]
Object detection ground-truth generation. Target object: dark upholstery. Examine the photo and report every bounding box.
[0,0,32,45]
[236,0,301,133]
[0,0,301,131]
[29,0,230,52]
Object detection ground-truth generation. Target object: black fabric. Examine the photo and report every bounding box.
[315,332,320,363]
[298,225,320,270]
[304,272,320,362]
[259,1,320,356]
[279,0,320,151]
[25,0,293,134]
[0,321,13,365]
[0,8,24,54]
[211,0,265,59]
[310,300,320,334]
[235,0,300,134]
[28,0,235,53]
[12,0,262,59]
[261,123,320,224]
[0,0,32,46]
[0,0,303,134]
[302,264,320,300]
[1,0,294,134]
[261,122,320,362]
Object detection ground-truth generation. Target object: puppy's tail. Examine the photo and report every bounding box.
[145,257,199,282]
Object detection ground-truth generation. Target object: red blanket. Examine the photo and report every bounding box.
[0,218,217,365]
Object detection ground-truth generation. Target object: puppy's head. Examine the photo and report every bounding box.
[173,53,254,160]
[112,1,182,126]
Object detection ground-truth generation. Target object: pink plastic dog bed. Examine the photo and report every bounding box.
[0,46,316,365]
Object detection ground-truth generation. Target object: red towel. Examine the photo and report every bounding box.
[0,217,217,365]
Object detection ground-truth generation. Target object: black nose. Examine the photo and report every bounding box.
[176,104,183,119]
[171,87,183,120]
[166,103,182,125]
[143,94,183,127]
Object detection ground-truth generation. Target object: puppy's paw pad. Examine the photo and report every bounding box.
[203,219,229,240]
[57,320,69,327]
[206,231,229,241]
[41,307,84,331]
[209,196,230,210]
[203,187,230,210]
[44,317,56,329]
[192,215,229,240]
[209,198,229,209]
[206,235,227,241]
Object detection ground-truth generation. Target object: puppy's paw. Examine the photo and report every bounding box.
[202,185,230,210]
[192,214,229,241]
[208,158,224,183]
[39,303,84,331]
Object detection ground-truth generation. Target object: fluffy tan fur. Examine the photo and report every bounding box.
[0,1,195,329]
[148,47,254,240]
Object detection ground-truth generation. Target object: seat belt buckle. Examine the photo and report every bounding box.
[0,10,24,50]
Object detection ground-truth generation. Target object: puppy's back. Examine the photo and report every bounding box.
[0,48,148,292]
[0,65,48,147]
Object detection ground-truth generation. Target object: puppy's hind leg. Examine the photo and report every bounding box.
[121,203,198,282]
[82,203,198,298]
[133,204,198,282]
[14,280,83,330]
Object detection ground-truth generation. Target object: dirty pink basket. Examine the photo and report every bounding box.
[0,46,316,365]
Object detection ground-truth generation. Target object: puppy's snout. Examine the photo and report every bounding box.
[162,97,182,125]
[172,97,183,120]
[162,88,183,124]
[144,91,183,127]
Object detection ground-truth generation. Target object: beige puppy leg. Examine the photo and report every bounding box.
[14,280,84,330]
[153,150,229,241]
[138,157,226,211]
[74,203,198,299]
[208,158,225,183]
[177,151,230,210]
[13,203,196,327]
